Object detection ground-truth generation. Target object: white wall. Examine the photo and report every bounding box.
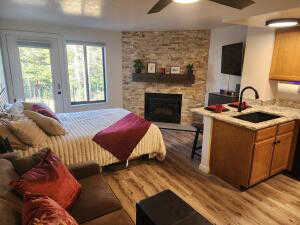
[206,25,247,95]
[0,19,122,112]
[241,26,300,103]
[241,27,277,100]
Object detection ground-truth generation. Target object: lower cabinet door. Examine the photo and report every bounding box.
[270,132,294,176]
[250,138,275,186]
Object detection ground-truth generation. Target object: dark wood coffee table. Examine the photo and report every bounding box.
[136,190,213,225]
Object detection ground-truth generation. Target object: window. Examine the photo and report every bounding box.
[66,42,106,105]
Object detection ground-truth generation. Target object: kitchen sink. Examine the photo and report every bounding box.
[233,112,282,123]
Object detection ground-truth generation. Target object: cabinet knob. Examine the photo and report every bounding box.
[274,140,281,145]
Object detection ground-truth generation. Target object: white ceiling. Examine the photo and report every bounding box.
[1,0,300,31]
[226,7,300,28]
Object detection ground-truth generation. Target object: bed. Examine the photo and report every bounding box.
[16,108,166,166]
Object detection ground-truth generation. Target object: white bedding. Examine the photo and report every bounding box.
[17,108,166,166]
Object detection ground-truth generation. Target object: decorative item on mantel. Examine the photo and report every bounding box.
[133,59,144,73]
[171,66,181,75]
[147,62,156,74]
[186,64,194,76]
[159,67,166,75]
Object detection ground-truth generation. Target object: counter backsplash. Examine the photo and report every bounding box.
[244,98,300,109]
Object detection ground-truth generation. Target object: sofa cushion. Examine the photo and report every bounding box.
[23,194,78,225]
[10,150,81,209]
[81,210,133,225]
[69,175,122,224]
[0,122,28,150]
[0,198,21,225]
[9,148,49,175]
[0,159,22,211]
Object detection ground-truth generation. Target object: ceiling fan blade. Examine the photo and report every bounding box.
[209,0,255,9]
[148,0,173,14]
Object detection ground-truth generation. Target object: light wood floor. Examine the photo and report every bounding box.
[103,130,300,225]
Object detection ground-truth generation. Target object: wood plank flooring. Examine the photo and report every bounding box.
[103,130,300,225]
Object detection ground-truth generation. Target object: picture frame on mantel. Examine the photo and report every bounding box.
[171,66,181,74]
[147,63,156,74]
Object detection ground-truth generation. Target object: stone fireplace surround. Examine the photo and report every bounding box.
[122,30,211,124]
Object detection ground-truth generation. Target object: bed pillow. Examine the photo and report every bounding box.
[0,120,29,150]
[24,110,66,136]
[23,194,78,225]
[23,102,51,111]
[5,119,47,147]
[10,149,81,209]
[23,102,60,122]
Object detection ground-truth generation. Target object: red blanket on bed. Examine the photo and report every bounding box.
[92,113,151,161]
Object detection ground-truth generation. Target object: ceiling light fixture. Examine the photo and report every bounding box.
[173,0,200,4]
[266,19,299,28]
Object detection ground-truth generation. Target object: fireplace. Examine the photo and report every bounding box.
[145,93,182,124]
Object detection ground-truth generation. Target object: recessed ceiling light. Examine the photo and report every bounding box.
[173,0,200,4]
[266,19,299,28]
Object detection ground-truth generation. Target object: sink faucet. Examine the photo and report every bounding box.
[238,86,259,112]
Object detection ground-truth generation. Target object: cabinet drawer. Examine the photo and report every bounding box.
[277,121,295,135]
[256,126,277,142]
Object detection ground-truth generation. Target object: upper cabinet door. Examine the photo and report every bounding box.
[270,27,300,82]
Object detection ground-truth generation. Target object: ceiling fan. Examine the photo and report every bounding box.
[148,0,255,14]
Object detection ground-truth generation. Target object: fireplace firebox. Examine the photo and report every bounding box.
[144,93,182,124]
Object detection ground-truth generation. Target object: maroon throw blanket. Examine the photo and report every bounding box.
[92,113,151,161]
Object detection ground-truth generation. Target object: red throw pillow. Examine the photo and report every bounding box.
[11,149,81,209]
[31,104,60,122]
[22,193,78,225]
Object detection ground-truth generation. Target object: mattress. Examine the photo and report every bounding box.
[17,108,166,166]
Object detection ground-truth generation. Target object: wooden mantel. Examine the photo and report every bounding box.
[132,73,195,84]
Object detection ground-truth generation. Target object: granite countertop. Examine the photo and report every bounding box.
[191,104,300,130]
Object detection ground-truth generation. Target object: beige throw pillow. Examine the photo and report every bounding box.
[24,110,66,136]
[6,118,47,147]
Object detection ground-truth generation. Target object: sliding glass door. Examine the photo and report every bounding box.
[18,42,55,110]
[5,33,64,112]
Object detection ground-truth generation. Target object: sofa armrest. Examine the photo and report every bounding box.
[68,161,101,180]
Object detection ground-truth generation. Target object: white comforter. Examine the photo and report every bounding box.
[17,108,166,166]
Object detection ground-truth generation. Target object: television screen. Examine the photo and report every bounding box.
[221,42,244,76]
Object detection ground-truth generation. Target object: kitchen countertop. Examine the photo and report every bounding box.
[191,104,300,130]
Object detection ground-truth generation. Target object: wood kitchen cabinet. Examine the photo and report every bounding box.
[270,132,294,176]
[211,120,296,189]
[270,27,300,81]
[249,138,275,185]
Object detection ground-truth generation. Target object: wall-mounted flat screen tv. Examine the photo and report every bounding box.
[221,42,244,76]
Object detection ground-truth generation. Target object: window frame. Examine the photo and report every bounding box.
[65,41,107,106]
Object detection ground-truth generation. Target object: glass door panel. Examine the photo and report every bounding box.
[86,45,105,102]
[18,44,55,111]
[0,47,8,107]
[66,44,87,104]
